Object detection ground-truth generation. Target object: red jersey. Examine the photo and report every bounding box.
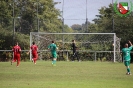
[12,45,21,55]
[30,45,38,54]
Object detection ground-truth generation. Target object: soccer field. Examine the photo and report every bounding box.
[0,61,133,88]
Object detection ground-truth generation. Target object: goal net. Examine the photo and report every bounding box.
[30,32,121,62]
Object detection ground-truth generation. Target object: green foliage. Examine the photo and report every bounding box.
[1,0,133,57]
[114,15,133,45]
[93,4,133,45]
[0,0,64,51]
[93,4,114,33]
[0,26,30,49]
[88,23,98,33]
[63,24,74,33]
[15,33,30,49]
[71,24,82,31]
[0,0,63,34]
[0,27,13,49]
[0,0,12,27]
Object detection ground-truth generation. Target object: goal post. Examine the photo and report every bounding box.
[30,32,120,62]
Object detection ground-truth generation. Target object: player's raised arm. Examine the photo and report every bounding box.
[128,41,133,46]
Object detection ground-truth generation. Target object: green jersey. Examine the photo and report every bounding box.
[48,43,57,54]
[122,46,133,61]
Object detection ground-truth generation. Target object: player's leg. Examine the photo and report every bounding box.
[75,52,80,61]
[34,54,38,64]
[52,53,54,64]
[13,55,17,62]
[72,52,75,61]
[11,57,13,65]
[11,54,13,65]
[11,54,17,65]
[127,61,131,75]
[52,53,57,66]
[16,55,20,67]
[125,61,131,75]
[11,53,14,65]
[32,54,36,64]
[31,53,34,63]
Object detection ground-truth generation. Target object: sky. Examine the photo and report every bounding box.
[54,0,132,26]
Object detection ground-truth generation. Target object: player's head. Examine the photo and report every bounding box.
[32,42,35,45]
[52,40,55,43]
[124,43,128,48]
[15,42,18,45]
[72,40,75,43]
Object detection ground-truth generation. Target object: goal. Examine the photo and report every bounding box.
[30,32,121,62]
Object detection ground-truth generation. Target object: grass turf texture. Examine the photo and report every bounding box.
[0,61,133,88]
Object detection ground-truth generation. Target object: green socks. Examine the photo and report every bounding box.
[127,68,130,73]
[52,60,56,64]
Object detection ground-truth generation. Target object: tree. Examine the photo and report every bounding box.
[0,0,64,51]
[93,4,114,33]
[93,4,133,45]
[6,0,63,34]
[0,0,12,28]
[71,24,82,31]
[87,23,98,33]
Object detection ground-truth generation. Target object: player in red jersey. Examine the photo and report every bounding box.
[11,42,21,67]
[28,42,38,64]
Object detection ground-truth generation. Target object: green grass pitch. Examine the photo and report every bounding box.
[0,61,133,88]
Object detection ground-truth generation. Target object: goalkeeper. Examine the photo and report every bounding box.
[71,40,80,62]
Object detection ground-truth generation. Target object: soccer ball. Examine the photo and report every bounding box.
[112,43,114,46]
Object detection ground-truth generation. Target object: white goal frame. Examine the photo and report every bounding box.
[30,32,117,62]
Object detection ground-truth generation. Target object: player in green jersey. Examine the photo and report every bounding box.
[122,41,133,75]
[48,41,58,66]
